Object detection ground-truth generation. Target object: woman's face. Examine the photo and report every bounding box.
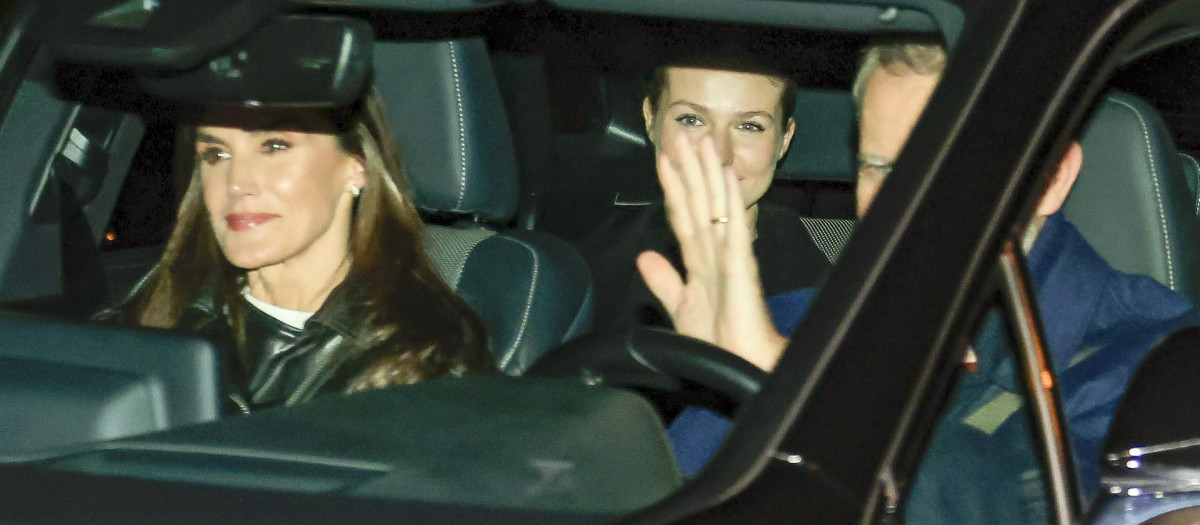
[643,67,795,211]
[196,121,365,273]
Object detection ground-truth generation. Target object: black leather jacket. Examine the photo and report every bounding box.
[107,278,382,415]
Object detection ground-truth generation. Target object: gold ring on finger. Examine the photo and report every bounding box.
[710,216,730,225]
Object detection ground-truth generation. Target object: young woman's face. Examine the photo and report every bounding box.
[643,67,795,211]
[196,123,364,272]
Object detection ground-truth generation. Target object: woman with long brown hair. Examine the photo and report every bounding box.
[106,88,494,413]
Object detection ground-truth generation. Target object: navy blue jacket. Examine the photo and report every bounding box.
[668,213,1198,520]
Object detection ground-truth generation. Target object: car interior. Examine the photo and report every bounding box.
[1067,91,1200,304]
[373,37,593,375]
[0,0,957,515]
[4,0,1200,520]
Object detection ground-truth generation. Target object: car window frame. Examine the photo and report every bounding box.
[625,0,1200,522]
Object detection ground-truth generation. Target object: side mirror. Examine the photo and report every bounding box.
[1101,326,1200,496]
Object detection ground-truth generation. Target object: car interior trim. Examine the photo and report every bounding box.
[999,242,1081,522]
[37,376,684,513]
[421,226,495,289]
[448,41,469,209]
[798,216,855,264]
[305,0,509,10]
[1108,97,1175,290]
[0,71,85,302]
[497,235,539,371]
[1064,91,1200,303]
[548,0,961,45]
[33,0,288,70]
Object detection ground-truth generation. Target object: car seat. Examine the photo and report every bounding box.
[774,89,859,263]
[1064,91,1200,304]
[373,38,593,375]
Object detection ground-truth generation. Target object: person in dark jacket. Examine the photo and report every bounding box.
[645,38,1199,522]
[103,88,495,413]
[576,50,832,334]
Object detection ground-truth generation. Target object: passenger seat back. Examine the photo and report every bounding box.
[375,38,593,375]
[1065,91,1200,303]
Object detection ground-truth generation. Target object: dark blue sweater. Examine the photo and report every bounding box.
[668,213,1198,521]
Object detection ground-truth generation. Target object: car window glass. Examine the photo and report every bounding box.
[0,1,984,518]
[101,120,179,252]
[903,25,1200,524]
[900,302,1051,524]
[491,10,961,487]
[12,0,1200,520]
[1061,29,1200,523]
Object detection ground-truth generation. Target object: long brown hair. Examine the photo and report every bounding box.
[120,87,494,388]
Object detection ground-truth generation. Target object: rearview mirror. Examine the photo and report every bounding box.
[138,15,374,108]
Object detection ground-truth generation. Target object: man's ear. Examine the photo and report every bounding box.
[1035,141,1082,217]
[778,117,797,161]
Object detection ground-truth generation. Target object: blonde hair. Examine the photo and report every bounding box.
[852,37,947,111]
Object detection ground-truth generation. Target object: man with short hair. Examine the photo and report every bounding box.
[651,37,1199,523]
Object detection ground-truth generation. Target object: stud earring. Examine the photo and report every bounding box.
[351,186,362,197]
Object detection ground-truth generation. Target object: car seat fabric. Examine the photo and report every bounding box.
[374,38,593,375]
[421,225,593,374]
[1065,91,1200,304]
[373,39,519,222]
[799,216,855,263]
[776,89,857,182]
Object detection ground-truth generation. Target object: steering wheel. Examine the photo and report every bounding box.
[524,328,765,419]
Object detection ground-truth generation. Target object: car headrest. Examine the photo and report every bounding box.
[776,89,856,182]
[1065,91,1200,301]
[373,39,519,223]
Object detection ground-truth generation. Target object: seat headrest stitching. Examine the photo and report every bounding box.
[1111,98,1175,291]
[496,237,540,371]
[1183,153,1200,216]
[448,41,468,209]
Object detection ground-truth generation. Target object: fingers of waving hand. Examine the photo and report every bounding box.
[650,134,748,344]
[636,250,683,311]
[659,134,731,283]
[718,170,786,370]
[672,133,731,235]
[656,135,784,371]
[719,168,757,284]
[649,145,715,340]
[697,134,732,234]
[636,249,709,337]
